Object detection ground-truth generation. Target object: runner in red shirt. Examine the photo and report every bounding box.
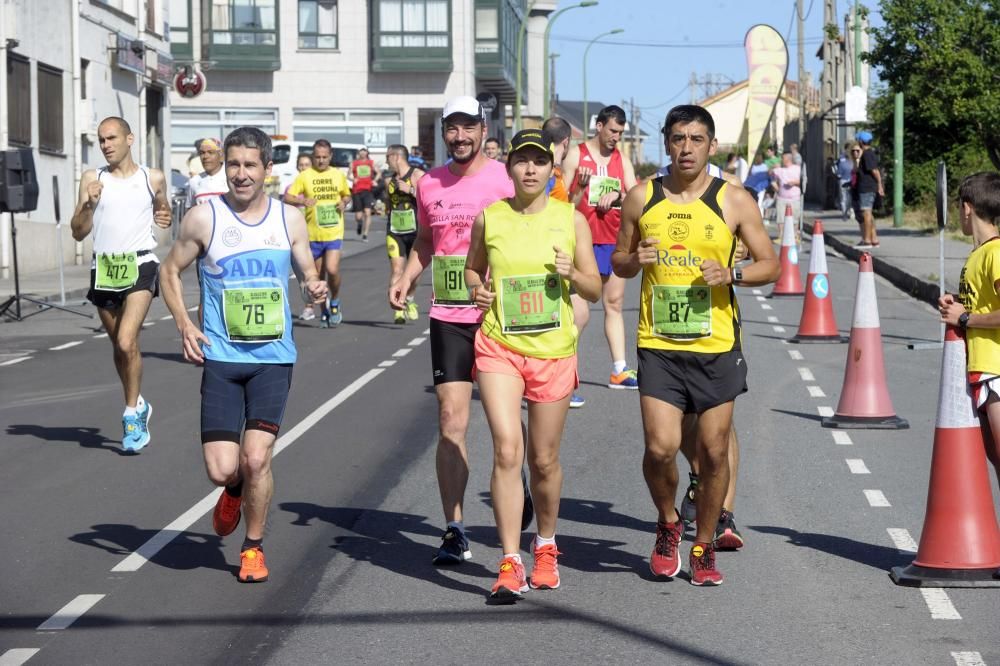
[351,147,376,242]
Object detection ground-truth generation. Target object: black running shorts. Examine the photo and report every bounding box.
[352,190,374,211]
[200,359,293,444]
[87,259,159,310]
[637,347,748,413]
[386,231,416,260]
[429,318,479,385]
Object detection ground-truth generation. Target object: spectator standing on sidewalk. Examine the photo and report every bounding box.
[836,143,854,221]
[854,131,884,249]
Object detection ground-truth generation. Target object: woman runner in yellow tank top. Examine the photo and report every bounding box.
[464,129,601,602]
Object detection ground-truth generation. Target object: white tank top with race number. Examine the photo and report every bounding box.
[92,166,157,265]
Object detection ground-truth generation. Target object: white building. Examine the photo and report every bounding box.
[169,0,554,171]
[0,0,171,275]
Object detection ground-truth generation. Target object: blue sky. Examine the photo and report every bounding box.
[548,0,883,138]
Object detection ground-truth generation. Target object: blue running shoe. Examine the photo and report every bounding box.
[569,393,586,408]
[329,302,343,327]
[608,368,639,389]
[432,526,471,565]
[122,404,151,452]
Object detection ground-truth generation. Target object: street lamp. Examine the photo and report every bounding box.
[514,0,537,133]
[543,1,598,120]
[582,28,623,140]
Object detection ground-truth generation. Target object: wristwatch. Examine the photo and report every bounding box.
[958,312,970,330]
[731,267,743,284]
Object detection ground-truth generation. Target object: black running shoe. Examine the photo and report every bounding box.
[432,526,471,565]
[680,473,699,524]
[713,509,744,550]
[521,466,534,531]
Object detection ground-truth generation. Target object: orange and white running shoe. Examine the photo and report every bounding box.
[212,489,242,537]
[490,557,528,602]
[529,543,561,590]
[238,546,269,583]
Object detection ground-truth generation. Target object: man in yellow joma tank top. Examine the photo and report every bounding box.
[612,105,779,587]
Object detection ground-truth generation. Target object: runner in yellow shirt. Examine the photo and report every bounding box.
[285,139,351,327]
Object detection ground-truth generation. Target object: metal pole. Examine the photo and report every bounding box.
[582,29,623,141]
[893,91,904,227]
[543,1,597,120]
[797,0,806,147]
[854,1,862,85]
[514,1,536,133]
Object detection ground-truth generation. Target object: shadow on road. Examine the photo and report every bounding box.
[5,424,128,455]
[141,351,189,364]
[749,524,911,571]
[69,523,235,574]
[769,408,826,423]
[279,502,494,596]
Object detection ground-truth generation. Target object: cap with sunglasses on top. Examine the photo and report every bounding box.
[506,129,555,160]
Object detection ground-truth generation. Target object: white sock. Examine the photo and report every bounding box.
[503,552,522,564]
[123,406,138,417]
[406,295,414,303]
[534,534,556,549]
[136,395,146,411]
[612,360,627,374]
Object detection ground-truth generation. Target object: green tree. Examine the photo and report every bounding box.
[868,0,1000,171]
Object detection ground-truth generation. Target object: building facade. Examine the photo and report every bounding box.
[1,0,171,276]
[169,0,553,172]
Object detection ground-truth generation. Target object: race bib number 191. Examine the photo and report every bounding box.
[651,285,711,339]
[432,255,471,306]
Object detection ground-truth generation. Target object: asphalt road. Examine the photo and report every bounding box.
[1,227,997,665]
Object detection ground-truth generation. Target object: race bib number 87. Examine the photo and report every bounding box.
[651,285,711,339]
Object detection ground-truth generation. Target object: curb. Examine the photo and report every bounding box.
[803,220,942,307]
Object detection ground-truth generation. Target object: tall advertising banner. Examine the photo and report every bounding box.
[744,25,788,163]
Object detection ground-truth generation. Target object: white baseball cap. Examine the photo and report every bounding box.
[441,96,485,122]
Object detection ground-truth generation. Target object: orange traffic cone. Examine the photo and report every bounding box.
[822,252,908,429]
[770,205,804,297]
[891,326,1000,587]
[791,221,847,343]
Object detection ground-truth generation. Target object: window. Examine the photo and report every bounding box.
[169,0,191,49]
[293,109,403,150]
[38,64,64,153]
[170,107,278,160]
[378,0,448,48]
[211,0,277,45]
[299,0,337,49]
[6,55,30,147]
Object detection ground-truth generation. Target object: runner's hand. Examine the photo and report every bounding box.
[700,259,731,286]
[86,181,103,207]
[180,322,210,365]
[473,282,495,312]
[388,277,410,310]
[553,245,573,279]
[938,293,955,310]
[303,197,317,207]
[939,300,966,326]
[734,238,749,262]
[575,166,593,187]
[596,191,619,212]
[637,237,660,265]
[153,208,172,229]
[305,279,328,302]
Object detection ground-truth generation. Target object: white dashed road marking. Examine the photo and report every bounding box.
[756,295,766,302]
[886,528,918,553]
[817,406,834,417]
[760,304,772,310]
[0,649,40,666]
[752,289,762,295]
[37,594,106,631]
[423,328,430,335]
[788,350,803,360]
[0,357,32,366]
[392,348,412,358]
[767,316,779,323]
[160,314,173,321]
[773,326,785,333]
[864,489,891,507]
[921,588,962,620]
[378,360,397,367]
[49,341,83,351]
[408,337,426,346]
[845,459,870,474]
[952,651,985,666]
[831,431,853,445]
[807,386,826,398]
[797,367,815,381]
[93,333,108,339]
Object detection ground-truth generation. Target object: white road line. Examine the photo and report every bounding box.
[392,348,412,358]
[407,337,426,346]
[37,594,105,631]
[772,326,786,333]
[952,651,985,666]
[0,357,32,366]
[378,360,396,367]
[788,350,803,360]
[831,430,853,445]
[422,328,430,335]
[798,367,815,381]
[0,649,40,666]
[755,295,766,302]
[160,314,173,321]
[921,588,962,620]
[845,458,870,474]
[187,306,198,312]
[767,316,779,323]
[49,341,83,351]
[864,489,891,507]
[112,368,385,573]
[886,528,918,553]
[752,289,762,295]
[817,405,834,417]
[760,303,772,310]
[142,322,154,328]
[93,333,108,339]
[807,385,826,398]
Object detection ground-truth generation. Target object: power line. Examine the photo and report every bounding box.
[636,83,689,111]
[549,33,824,49]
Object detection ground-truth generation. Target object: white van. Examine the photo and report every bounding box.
[265,139,365,200]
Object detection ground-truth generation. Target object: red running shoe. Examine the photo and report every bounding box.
[490,557,528,602]
[213,489,242,537]
[650,518,683,577]
[689,542,723,586]
[238,546,269,583]
[530,544,561,590]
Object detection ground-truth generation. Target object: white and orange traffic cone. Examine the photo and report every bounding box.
[891,326,1000,587]
[822,252,908,429]
[791,220,847,343]
[770,204,804,297]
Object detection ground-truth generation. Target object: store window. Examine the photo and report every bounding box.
[293,109,403,150]
[376,0,448,48]
[171,107,278,163]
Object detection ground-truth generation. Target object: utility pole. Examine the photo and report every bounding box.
[797,0,806,149]
[631,96,640,166]
[548,52,559,120]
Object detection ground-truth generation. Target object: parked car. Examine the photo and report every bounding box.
[265,140,364,202]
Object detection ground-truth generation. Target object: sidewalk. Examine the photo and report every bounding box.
[803,208,966,307]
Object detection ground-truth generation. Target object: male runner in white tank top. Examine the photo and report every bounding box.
[70,116,172,452]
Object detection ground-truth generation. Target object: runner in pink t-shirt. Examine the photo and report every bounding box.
[389,96,514,565]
